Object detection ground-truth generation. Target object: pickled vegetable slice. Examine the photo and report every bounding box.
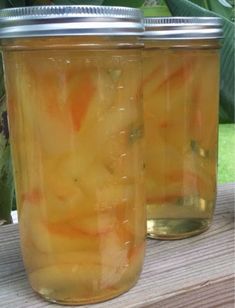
[190,53,220,150]
[144,57,195,152]
[147,164,215,205]
[68,69,96,131]
[28,233,144,299]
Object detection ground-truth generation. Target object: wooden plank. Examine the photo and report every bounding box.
[148,277,235,308]
[0,183,234,308]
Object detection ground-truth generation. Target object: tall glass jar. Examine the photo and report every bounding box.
[0,6,146,305]
[143,18,223,239]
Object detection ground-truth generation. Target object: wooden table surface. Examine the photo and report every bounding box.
[0,183,234,308]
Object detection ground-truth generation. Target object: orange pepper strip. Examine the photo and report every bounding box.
[69,70,96,131]
[46,222,90,238]
[45,221,110,238]
[153,64,191,94]
[166,170,200,188]
[147,170,205,204]
[43,201,141,239]
[21,188,42,205]
[142,63,162,87]
[147,194,183,205]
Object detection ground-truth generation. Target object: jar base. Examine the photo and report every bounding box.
[147,218,211,240]
[33,275,140,306]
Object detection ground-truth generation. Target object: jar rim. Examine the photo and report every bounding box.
[142,17,223,40]
[0,5,144,39]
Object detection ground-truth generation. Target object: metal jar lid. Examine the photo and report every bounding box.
[0,5,144,39]
[143,17,223,40]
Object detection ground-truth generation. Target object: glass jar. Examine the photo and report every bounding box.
[142,17,223,239]
[0,6,146,305]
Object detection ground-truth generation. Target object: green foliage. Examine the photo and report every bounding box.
[26,0,144,6]
[166,0,235,123]
[218,124,235,183]
[0,1,10,8]
[0,0,26,8]
[102,0,144,6]
[142,0,171,17]
[0,89,14,224]
[0,143,14,225]
[38,0,103,4]
[26,0,52,5]
[142,6,171,16]
[190,0,233,21]
[0,2,17,223]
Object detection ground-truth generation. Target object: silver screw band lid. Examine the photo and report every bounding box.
[0,5,144,38]
[143,17,223,40]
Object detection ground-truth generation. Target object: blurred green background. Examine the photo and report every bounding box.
[218,124,235,183]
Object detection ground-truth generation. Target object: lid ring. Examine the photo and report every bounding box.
[143,17,223,40]
[0,5,144,38]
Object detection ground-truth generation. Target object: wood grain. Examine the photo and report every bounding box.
[0,183,234,308]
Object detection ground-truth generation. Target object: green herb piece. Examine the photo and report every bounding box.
[190,139,210,158]
[108,69,122,82]
[129,125,144,143]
